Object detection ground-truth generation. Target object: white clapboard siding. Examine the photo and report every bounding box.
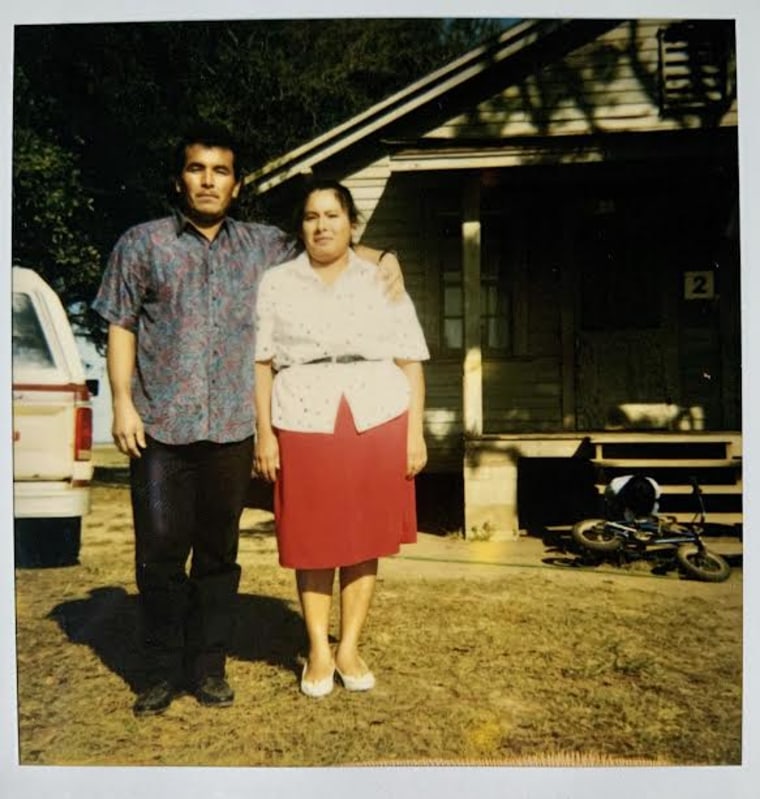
[483,358,563,432]
[427,19,737,140]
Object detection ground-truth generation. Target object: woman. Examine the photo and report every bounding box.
[254,180,428,698]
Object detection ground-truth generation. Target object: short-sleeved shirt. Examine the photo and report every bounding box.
[92,212,297,445]
[255,250,429,433]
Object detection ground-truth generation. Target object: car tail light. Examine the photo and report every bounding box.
[75,406,93,461]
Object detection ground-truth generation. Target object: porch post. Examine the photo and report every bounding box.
[463,177,504,538]
[462,177,482,437]
[560,204,577,429]
[461,176,520,540]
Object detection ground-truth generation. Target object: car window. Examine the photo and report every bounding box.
[12,292,55,368]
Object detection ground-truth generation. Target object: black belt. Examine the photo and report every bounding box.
[278,355,378,369]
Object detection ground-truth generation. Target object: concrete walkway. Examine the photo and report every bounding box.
[383,529,743,581]
[237,504,742,582]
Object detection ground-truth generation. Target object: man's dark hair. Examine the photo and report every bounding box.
[618,474,657,518]
[173,122,242,180]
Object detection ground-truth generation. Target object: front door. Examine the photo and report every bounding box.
[573,195,680,430]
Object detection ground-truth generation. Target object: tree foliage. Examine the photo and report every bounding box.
[12,18,504,343]
[12,125,102,329]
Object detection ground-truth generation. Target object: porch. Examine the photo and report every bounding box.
[464,430,742,540]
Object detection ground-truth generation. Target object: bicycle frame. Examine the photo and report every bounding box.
[570,477,731,581]
[602,519,700,546]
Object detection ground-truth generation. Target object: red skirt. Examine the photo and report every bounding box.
[274,396,417,569]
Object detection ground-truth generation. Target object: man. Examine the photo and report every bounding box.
[93,123,402,716]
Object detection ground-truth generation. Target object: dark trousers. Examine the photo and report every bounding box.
[130,435,253,687]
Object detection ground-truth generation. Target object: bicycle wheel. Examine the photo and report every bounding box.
[571,519,622,552]
[676,544,731,583]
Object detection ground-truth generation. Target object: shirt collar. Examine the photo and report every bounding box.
[295,248,364,280]
[172,207,231,239]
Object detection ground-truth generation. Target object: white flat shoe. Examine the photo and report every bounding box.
[335,666,376,692]
[300,663,335,698]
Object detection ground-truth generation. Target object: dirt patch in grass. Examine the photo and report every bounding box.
[13,476,743,767]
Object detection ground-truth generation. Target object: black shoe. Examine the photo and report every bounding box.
[194,676,235,707]
[133,680,177,717]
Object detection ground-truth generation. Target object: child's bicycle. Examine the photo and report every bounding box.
[571,479,731,582]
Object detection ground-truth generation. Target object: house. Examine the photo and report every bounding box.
[246,18,742,538]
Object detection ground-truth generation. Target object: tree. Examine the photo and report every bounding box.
[12,123,103,339]
[12,18,504,344]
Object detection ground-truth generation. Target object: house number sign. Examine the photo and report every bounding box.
[684,271,715,300]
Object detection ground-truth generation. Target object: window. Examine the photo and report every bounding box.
[442,270,464,350]
[481,225,512,352]
[438,214,464,351]
[438,213,511,353]
[657,21,734,116]
[12,292,55,368]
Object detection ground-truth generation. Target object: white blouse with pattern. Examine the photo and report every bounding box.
[255,250,429,433]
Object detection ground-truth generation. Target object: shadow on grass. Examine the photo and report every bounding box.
[542,544,743,578]
[47,586,305,693]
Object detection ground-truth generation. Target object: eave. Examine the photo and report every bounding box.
[245,18,621,195]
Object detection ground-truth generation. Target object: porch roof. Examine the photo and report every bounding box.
[244,18,620,196]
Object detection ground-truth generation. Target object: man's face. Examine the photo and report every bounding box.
[176,144,241,223]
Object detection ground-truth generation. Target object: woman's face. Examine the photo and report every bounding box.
[301,189,353,264]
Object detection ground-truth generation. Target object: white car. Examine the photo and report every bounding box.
[12,266,98,566]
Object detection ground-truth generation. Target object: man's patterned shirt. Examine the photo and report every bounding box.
[93,213,297,445]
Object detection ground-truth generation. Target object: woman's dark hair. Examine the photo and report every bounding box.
[172,122,242,180]
[291,178,361,238]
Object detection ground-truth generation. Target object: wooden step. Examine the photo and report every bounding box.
[589,433,742,462]
[658,483,743,495]
[588,436,742,461]
[594,483,743,495]
[588,432,741,443]
[592,458,737,469]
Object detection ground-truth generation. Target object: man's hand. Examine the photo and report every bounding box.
[378,251,405,301]
[106,324,144,457]
[112,398,146,458]
[354,244,405,301]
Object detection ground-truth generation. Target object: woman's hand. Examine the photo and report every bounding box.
[406,430,427,478]
[395,360,426,479]
[253,360,278,481]
[111,398,146,458]
[254,428,280,482]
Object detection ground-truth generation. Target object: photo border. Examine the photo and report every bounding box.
[1,1,757,797]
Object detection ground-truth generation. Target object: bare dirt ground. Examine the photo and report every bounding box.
[12,448,744,768]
